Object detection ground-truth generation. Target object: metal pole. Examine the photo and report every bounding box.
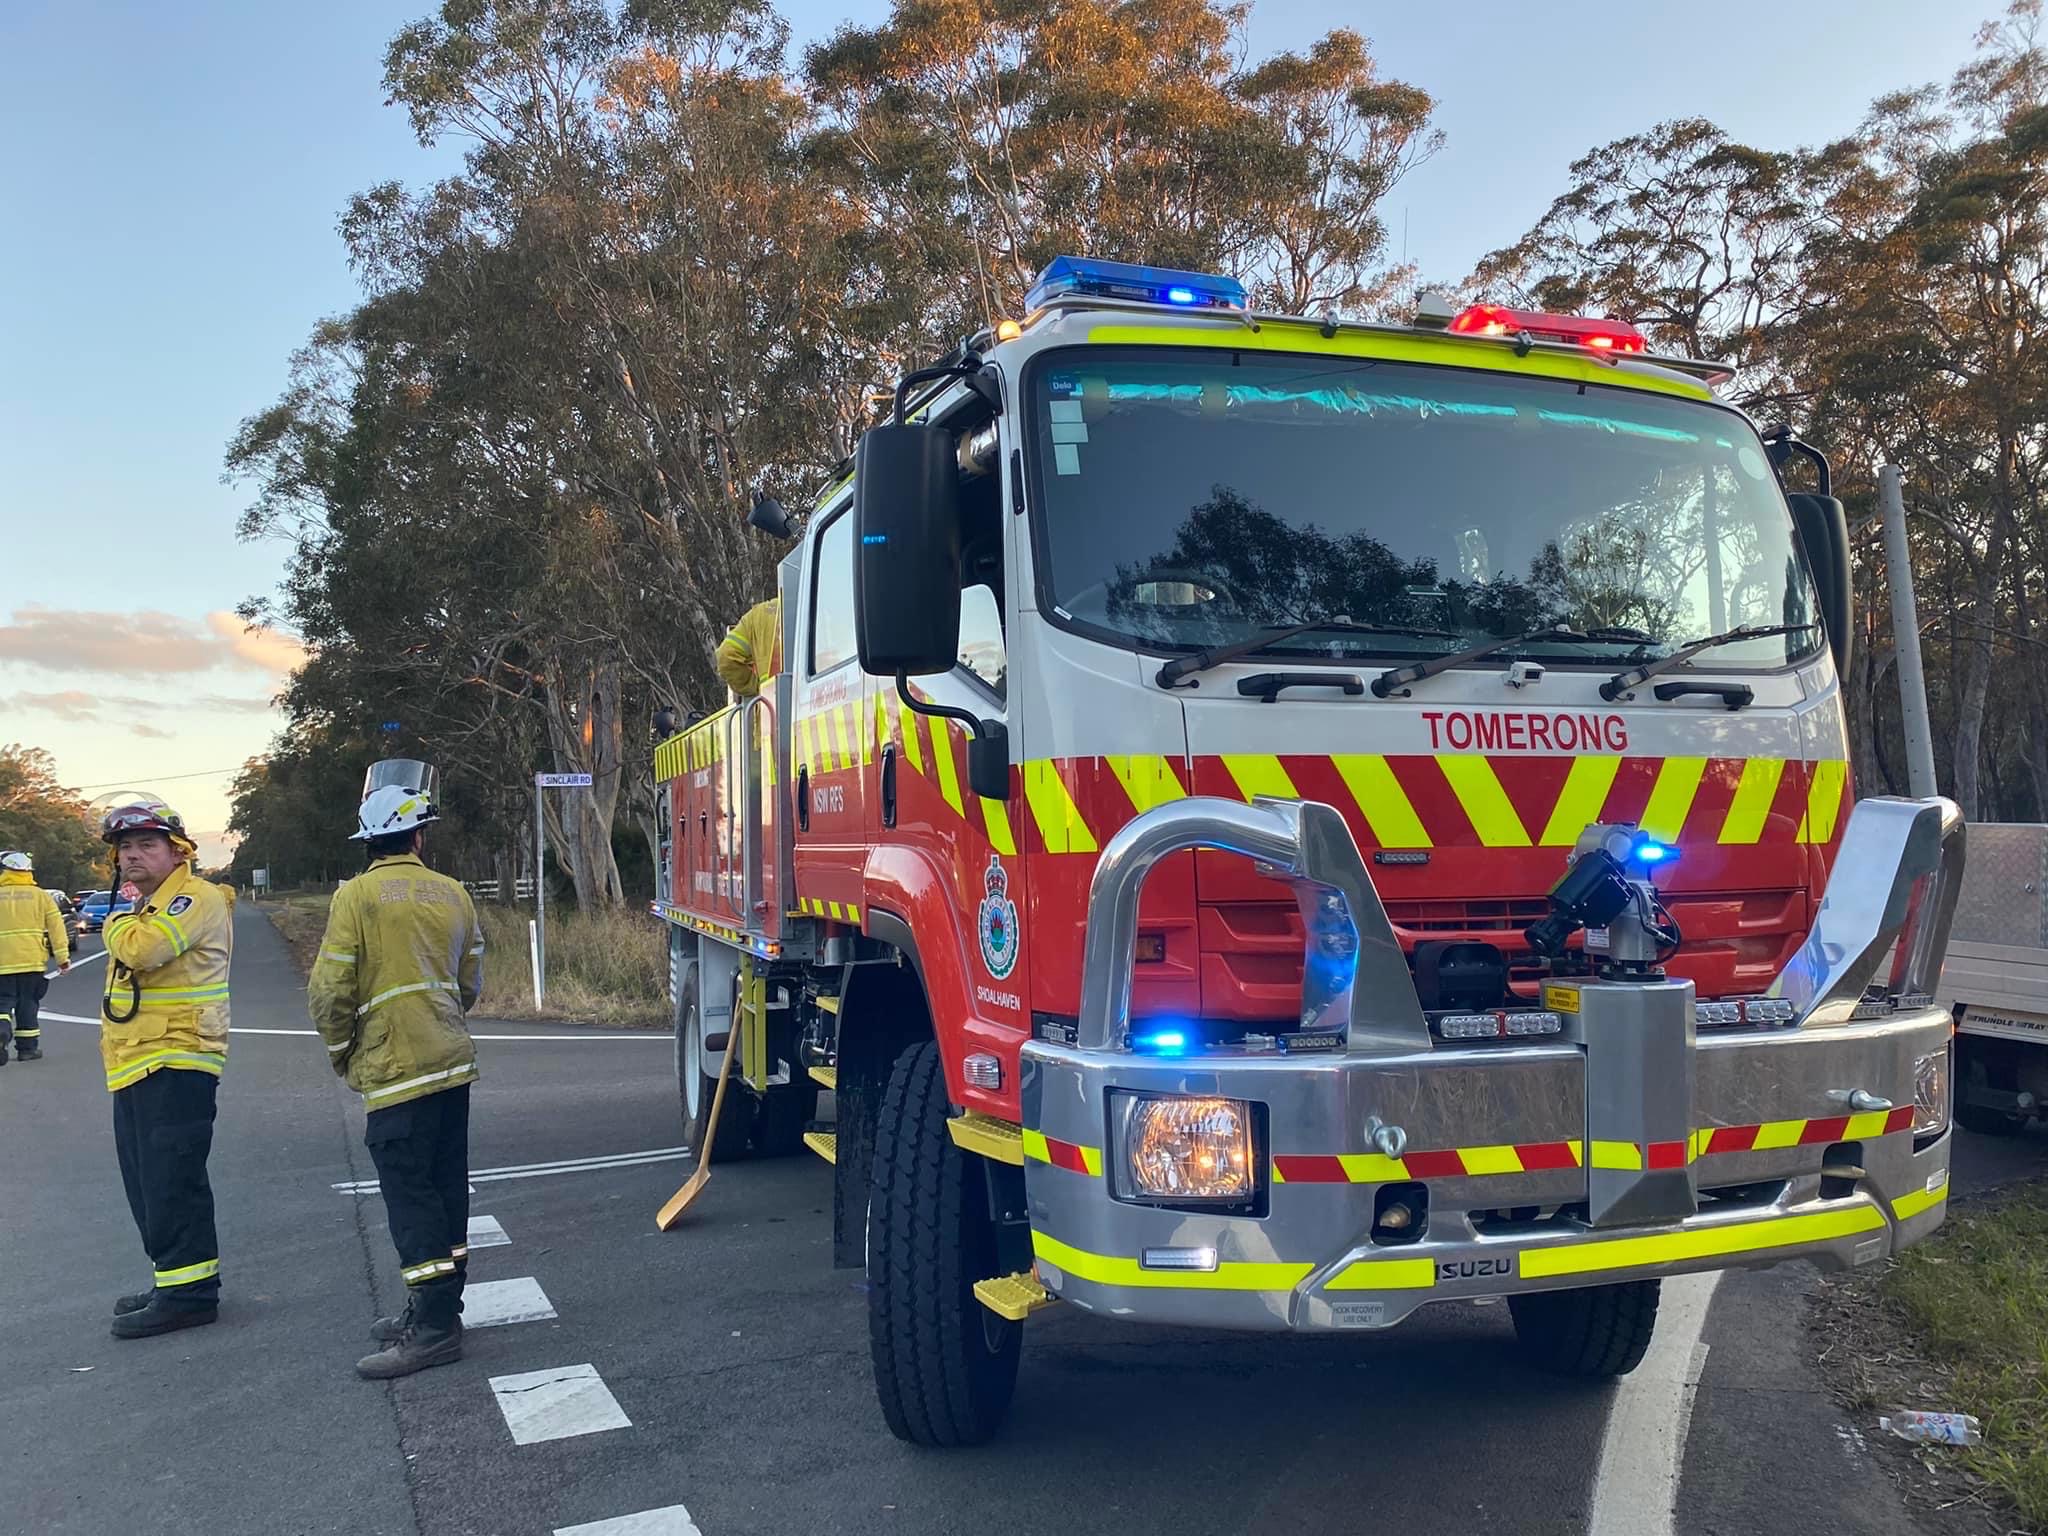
[534,778,547,1007]
[1880,464,1938,798]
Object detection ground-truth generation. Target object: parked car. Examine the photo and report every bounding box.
[78,890,131,932]
[46,890,90,956]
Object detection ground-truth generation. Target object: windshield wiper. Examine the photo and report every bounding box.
[1371,625,1649,698]
[1157,619,1460,689]
[1599,623,1817,701]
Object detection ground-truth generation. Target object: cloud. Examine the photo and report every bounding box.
[1,689,104,722]
[204,611,308,674]
[0,606,305,678]
[131,724,173,739]
[3,688,279,725]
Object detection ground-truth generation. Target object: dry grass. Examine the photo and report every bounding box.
[260,891,667,1029]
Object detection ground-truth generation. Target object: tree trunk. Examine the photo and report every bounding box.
[540,654,627,909]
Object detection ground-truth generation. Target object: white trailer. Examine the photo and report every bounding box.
[1943,823,2048,1133]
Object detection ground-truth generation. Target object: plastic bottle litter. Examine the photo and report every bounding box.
[1879,1411,1982,1446]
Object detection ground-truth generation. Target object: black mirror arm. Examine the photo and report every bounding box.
[892,356,985,425]
[894,674,1011,801]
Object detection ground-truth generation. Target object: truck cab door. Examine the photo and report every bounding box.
[791,497,871,923]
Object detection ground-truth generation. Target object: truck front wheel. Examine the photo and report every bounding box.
[866,1039,1021,1445]
[1508,1279,1660,1378]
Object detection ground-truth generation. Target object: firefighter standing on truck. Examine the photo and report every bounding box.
[0,849,69,1065]
[715,595,781,698]
[100,798,234,1339]
[309,780,485,1380]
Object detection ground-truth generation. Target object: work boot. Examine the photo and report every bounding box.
[113,1291,153,1316]
[15,1044,40,1061]
[369,1295,448,1343]
[356,1322,462,1380]
[0,1044,9,1065]
[112,1295,218,1339]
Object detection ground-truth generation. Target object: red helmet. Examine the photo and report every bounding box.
[100,798,192,848]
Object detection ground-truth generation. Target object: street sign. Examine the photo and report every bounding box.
[252,869,270,889]
[535,773,593,788]
[119,882,140,902]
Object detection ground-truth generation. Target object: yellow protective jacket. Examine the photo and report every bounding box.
[307,854,484,1111]
[0,870,68,974]
[100,862,235,1093]
[715,597,782,697]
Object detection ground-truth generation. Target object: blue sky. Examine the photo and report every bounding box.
[0,0,1989,857]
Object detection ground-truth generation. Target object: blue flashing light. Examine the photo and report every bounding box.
[1133,1026,1189,1056]
[1026,255,1247,316]
[1631,836,1677,866]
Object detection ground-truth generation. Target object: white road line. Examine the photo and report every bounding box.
[467,1214,510,1249]
[557,1506,703,1536]
[463,1276,557,1327]
[490,1363,631,1445]
[1586,1271,1720,1536]
[334,1145,688,1194]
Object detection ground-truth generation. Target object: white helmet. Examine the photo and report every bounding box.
[0,850,31,872]
[351,785,440,842]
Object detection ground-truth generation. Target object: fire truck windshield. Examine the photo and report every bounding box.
[1028,349,1825,672]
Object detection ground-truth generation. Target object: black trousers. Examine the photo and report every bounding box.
[0,969,46,1049]
[366,1084,470,1330]
[113,1067,220,1307]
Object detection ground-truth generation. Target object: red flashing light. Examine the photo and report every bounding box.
[1447,304,1647,357]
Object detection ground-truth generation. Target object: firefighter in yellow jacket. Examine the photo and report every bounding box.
[309,783,485,1379]
[715,595,781,697]
[98,799,234,1339]
[0,849,69,1064]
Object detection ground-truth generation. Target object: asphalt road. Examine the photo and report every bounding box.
[8,907,2042,1536]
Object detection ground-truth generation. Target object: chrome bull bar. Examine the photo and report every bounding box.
[1024,791,1965,1331]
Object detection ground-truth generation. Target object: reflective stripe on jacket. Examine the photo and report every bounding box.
[307,854,483,1110]
[0,870,67,975]
[100,863,234,1093]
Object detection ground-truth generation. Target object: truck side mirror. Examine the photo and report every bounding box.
[853,423,963,676]
[1786,493,1853,677]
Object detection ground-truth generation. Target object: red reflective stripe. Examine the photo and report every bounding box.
[1403,1149,1465,1179]
[1799,1115,1852,1145]
[1512,1141,1579,1172]
[1274,1155,1348,1183]
[1044,1137,1090,1175]
[1883,1106,1915,1134]
[1646,1140,1690,1170]
[1706,1124,1760,1154]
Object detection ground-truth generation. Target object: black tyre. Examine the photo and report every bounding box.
[1508,1279,1660,1378]
[676,964,752,1162]
[866,1039,1020,1446]
[1956,1102,2025,1136]
[751,1079,820,1158]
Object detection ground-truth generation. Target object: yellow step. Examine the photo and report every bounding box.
[948,1111,1024,1166]
[802,1131,837,1164]
[808,1065,837,1089]
[815,995,841,1014]
[974,1272,1055,1322]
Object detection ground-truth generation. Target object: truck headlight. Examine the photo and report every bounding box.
[1111,1093,1254,1202]
[1913,1046,1950,1137]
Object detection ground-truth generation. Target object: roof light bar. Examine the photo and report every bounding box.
[1448,304,1648,357]
[1026,255,1247,315]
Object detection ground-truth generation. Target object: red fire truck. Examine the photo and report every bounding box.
[653,257,1967,1447]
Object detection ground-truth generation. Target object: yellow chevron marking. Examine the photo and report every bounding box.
[1456,1144,1526,1177]
[895,693,925,773]
[1331,753,1430,847]
[1222,754,1297,802]
[1438,756,1531,847]
[827,901,844,920]
[1106,753,1187,814]
[1335,1152,1408,1181]
[1750,1118,1805,1151]
[980,795,1018,856]
[1718,757,1785,844]
[1540,756,1622,845]
[1640,756,1707,843]
[833,704,857,769]
[1023,761,1098,854]
[928,714,965,818]
[1798,760,1848,844]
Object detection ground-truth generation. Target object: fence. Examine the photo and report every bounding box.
[464,876,537,902]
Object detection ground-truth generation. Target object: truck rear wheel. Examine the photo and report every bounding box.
[676,964,752,1162]
[866,1039,1020,1446]
[1508,1279,1660,1378]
